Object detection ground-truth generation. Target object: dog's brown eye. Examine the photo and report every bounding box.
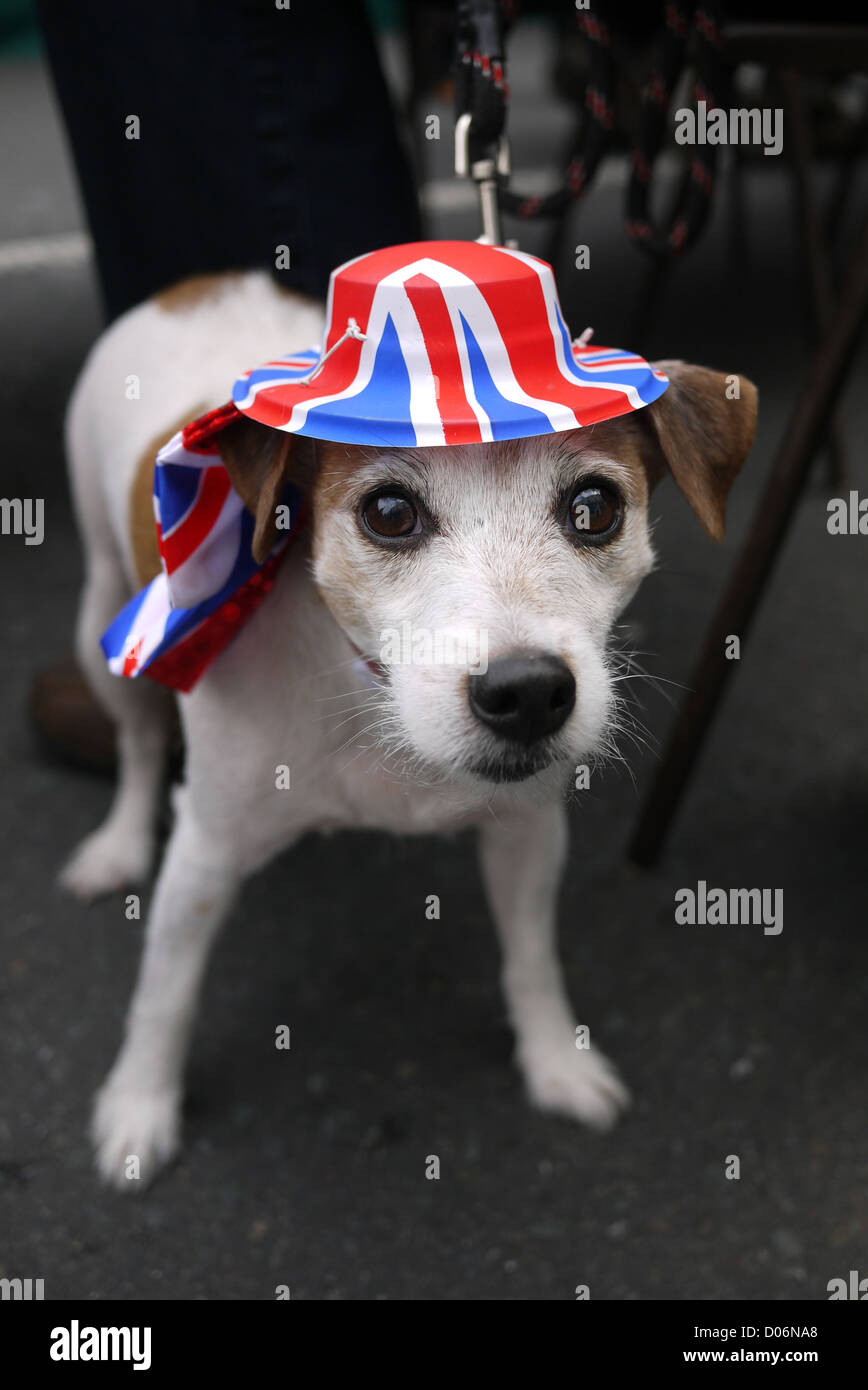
[568,482,622,542]
[362,491,420,540]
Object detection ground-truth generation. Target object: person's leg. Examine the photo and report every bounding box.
[33,0,421,766]
[37,0,420,319]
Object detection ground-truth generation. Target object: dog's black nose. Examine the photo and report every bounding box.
[468,653,576,745]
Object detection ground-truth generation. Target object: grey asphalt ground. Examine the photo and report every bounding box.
[1,28,867,1301]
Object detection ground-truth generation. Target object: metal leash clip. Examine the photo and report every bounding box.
[454,112,511,247]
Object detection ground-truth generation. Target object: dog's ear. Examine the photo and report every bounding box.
[641,361,758,541]
[218,416,317,563]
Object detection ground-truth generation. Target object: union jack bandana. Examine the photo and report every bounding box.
[102,241,669,692]
[100,404,305,691]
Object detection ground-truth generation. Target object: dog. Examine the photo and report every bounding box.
[61,252,757,1188]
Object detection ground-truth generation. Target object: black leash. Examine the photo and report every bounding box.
[453,0,511,244]
[454,0,509,166]
[626,2,728,258]
[453,1,728,259]
[499,4,617,221]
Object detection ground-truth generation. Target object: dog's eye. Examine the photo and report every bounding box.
[567,481,622,542]
[361,490,421,540]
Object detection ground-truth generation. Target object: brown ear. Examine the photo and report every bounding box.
[641,361,758,541]
[218,416,316,563]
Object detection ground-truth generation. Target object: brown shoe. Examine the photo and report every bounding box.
[29,656,117,776]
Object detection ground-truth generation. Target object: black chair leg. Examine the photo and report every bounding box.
[628,222,868,867]
[782,69,848,487]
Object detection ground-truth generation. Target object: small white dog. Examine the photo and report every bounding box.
[61,253,756,1188]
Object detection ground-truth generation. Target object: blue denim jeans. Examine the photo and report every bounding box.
[37,0,421,318]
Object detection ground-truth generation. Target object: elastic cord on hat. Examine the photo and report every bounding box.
[298,317,367,387]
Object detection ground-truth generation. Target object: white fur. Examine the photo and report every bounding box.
[65,272,652,1188]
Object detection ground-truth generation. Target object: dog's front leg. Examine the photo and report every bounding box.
[478,800,629,1129]
[92,797,243,1188]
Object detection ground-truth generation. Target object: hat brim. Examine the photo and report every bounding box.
[232,337,669,448]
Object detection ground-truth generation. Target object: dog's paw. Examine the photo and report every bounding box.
[59,824,152,901]
[91,1081,180,1190]
[519,1039,630,1130]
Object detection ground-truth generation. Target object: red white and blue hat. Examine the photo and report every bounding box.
[102,241,669,692]
[232,241,669,446]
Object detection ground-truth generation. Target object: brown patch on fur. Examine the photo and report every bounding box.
[218,416,319,563]
[130,411,205,585]
[154,270,305,313]
[641,362,758,540]
[154,272,244,314]
[579,417,650,489]
[314,442,371,504]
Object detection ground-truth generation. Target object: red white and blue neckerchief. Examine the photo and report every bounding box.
[100,404,304,692]
[102,241,669,693]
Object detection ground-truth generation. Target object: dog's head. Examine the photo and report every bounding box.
[220,361,756,786]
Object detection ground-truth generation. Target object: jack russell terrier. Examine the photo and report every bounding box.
[60,242,757,1187]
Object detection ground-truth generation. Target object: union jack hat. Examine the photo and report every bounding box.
[102,241,670,692]
[232,240,669,445]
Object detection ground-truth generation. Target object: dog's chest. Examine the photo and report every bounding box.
[323,752,486,837]
[183,548,504,846]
